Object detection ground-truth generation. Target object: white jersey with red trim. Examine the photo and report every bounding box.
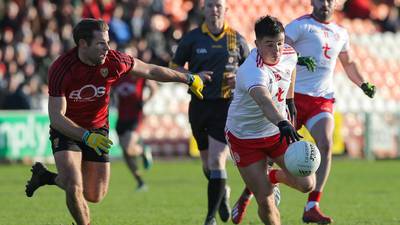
[226,46,297,139]
[285,14,349,99]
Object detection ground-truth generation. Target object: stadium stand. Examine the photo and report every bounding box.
[0,0,399,159]
[158,0,400,158]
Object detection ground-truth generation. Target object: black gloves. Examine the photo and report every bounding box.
[277,120,302,144]
[360,82,376,98]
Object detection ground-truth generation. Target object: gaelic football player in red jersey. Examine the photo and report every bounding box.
[24,18,210,225]
[113,75,158,191]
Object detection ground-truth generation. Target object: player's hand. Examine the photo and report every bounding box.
[187,73,211,100]
[360,82,376,98]
[225,72,236,89]
[297,56,316,72]
[277,120,302,144]
[197,71,213,83]
[82,131,113,155]
[286,98,297,126]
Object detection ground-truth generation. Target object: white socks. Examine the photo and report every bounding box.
[305,201,319,211]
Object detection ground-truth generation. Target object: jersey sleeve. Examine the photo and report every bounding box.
[48,60,67,97]
[240,68,271,93]
[285,20,303,43]
[341,29,350,52]
[113,50,135,78]
[170,33,193,68]
[237,33,250,65]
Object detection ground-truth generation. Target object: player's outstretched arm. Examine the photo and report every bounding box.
[169,63,215,97]
[339,51,376,98]
[48,96,113,155]
[169,63,214,85]
[131,58,211,99]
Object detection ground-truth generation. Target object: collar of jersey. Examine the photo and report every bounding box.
[310,13,331,24]
[201,22,229,42]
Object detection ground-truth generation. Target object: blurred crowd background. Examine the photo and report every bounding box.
[1,0,400,161]
[0,0,399,111]
[0,0,203,110]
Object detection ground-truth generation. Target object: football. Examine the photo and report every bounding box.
[284,141,321,177]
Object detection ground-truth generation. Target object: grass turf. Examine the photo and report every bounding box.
[0,158,399,225]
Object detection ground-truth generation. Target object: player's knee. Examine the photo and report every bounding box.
[84,190,107,203]
[123,144,142,157]
[299,182,314,193]
[297,178,315,193]
[122,150,135,158]
[208,156,225,170]
[208,161,221,170]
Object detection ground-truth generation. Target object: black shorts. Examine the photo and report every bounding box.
[49,126,110,162]
[188,98,230,151]
[116,119,140,136]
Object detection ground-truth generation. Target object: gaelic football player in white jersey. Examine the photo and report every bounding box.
[225,15,316,225]
[285,0,376,223]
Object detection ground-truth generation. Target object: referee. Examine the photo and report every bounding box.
[170,0,249,224]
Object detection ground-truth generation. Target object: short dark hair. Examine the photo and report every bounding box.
[73,19,109,46]
[254,15,284,40]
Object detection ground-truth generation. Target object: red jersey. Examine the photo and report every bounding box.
[113,75,145,120]
[48,47,134,129]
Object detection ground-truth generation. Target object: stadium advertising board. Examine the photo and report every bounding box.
[0,111,122,161]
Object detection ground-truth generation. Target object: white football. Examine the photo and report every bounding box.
[284,141,321,177]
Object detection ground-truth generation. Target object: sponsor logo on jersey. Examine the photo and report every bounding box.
[228,56,234,63]
[212,45,223,48]
[322,43,331,59]
[308,27,319,33]
[273,72,282,81]
[275,87,284,102]
[100,68,108,78]
[196,48,208,54]
[69,84,106,102]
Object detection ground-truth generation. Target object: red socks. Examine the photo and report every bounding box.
[268,169,279,184]
[308,191,322,202]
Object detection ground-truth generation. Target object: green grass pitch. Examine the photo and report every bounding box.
[0,159,399,225]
